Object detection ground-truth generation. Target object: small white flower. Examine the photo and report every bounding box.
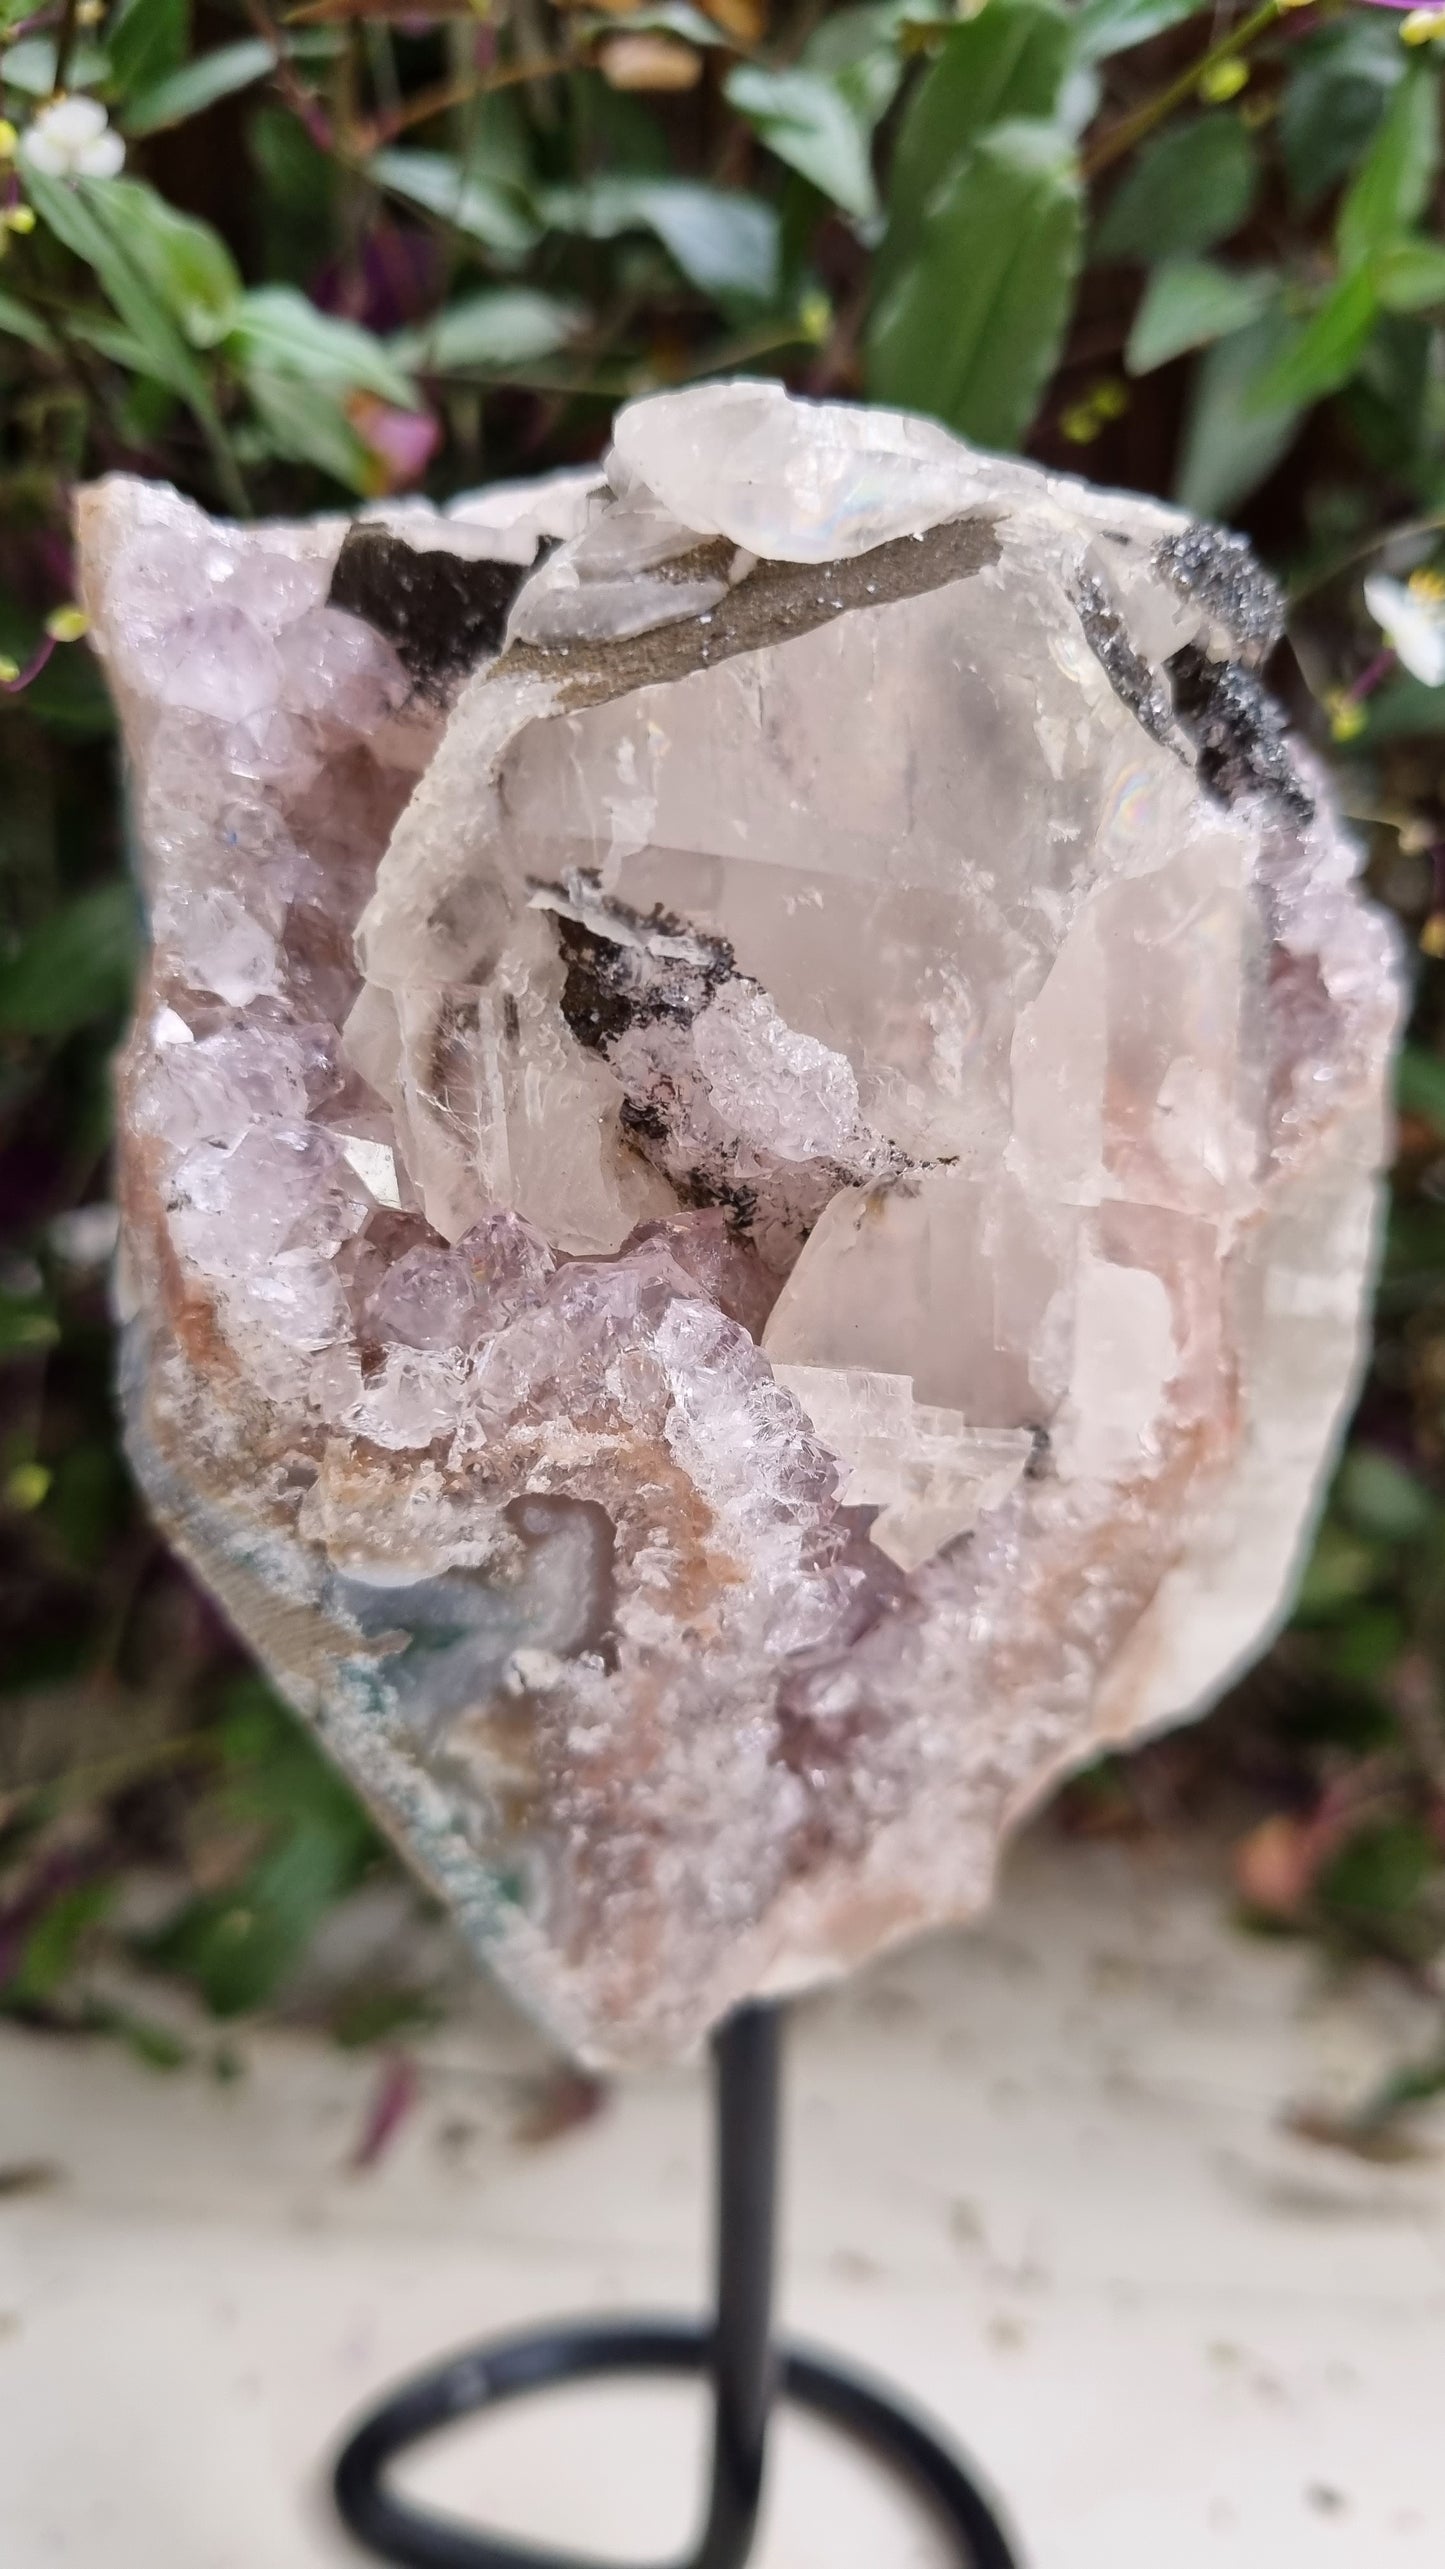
[1364,571,1445,689]
[20,95,124,181]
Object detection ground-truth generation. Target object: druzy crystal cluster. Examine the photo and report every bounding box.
[81,384,1401,2065]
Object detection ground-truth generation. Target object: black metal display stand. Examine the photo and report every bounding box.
[333,2002,1022,2569]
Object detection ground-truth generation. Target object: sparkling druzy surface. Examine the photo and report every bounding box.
[81,384,1402,2065]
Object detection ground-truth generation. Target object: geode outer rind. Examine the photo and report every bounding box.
[81,385,1401,2065]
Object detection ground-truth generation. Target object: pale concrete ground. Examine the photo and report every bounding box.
[1,1832,1442,2569]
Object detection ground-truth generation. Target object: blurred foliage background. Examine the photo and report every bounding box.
[6,0,1445,2123]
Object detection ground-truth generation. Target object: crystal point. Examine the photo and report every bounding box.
[83,386,1401,2064]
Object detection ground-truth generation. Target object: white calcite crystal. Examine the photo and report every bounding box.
[80,382,1402,2066]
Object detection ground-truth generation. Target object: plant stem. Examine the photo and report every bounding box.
[242,0,337,152]
[48,0,80,95]
[1082,0,1284,183]
[1290,509,1445,604]
[356,49,578,153]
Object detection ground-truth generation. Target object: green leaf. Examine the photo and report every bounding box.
[250,103,337,287]
[1,35,108,89]
[1320,1819,1438,1923]
[725,64,879,224]
[368,147,540,260]
[1293,1518,1378,1621]
[1397,1045,1445,1132]
[1357,668,1445,743]
[0,884,139,1036]
[867,117,1082,452]
[541,177,779,305]
[123,38,277,137]
[0,1292,60,1359]
[1174,315,1303,519]
[1281,19,1404,212]
[880,0,1071,290]
[1338,65,1439,276]
[226,286,415,405]
[244,367,375,493]
[393,288,583,375]
[1252,265,1378,411]
[6,1882,115,2004]
[26,167,228,417]
[1125,257,1276,375]
[1335,1448,1439,1545]
[107,0,188,101]
[1094,113,1257,263]
[1072,0,1206,64]
[0,289,57,353]
[141,1683,380,2018]
[64,312,157,371]
[1374,237,1445,315]
[802,1,907,129]
[90,178,241,341]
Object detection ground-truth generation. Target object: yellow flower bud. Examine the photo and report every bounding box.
[1060,400,1101,445]
[5,1462,51,1513]
[1324,688,1366,744]
[45,604,89,644]
[797,291,832,346]
[0,120,18,158]
[1198,56,1248,102]
[1401,7,1445,41]
[4,204,35,234]
[0,656,19,683]
[1420,912,1445,957]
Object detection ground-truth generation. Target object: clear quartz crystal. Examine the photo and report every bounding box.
[82,384,1402,2066]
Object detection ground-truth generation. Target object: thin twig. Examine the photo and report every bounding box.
[48,0,80,95]
[1289,510,1445,606]
[355,48,578,154]
[1082,0,1284,183]
[242,0,337,150]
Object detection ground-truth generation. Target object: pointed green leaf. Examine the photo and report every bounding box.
[540,177,779,306]
[1174,315,1303,519]
[0,289,57,353]
[1126,258,1277,375]
[123,39,277,137]
[2,35,108,89]
[802,1,906,129]
[24,169,218,408]
[1375,237,1445,314]
[226,286,415,405]
[1281,19,1404,211]
[89,178,241,341]
[1094,113,1257,263]
[0,884,139,1036]
[107,0,188,100]
[1338,65,1438,275]
[1252,266,1378,411]
[368,147,540,259]
[879,0,1071,295]
[393,289,583,375]
[868,117,1082,452]
[725,64,878,223]
[1073,0,1206,63]
[244,369,374,493]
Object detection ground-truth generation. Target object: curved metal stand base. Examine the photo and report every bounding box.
[333,2318,1020,2569]
[332,2007,1022,2569]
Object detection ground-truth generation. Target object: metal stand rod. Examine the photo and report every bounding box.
[332,2002,1022,2569]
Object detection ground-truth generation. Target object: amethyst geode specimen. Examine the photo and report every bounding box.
[80,384,1401,2065]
